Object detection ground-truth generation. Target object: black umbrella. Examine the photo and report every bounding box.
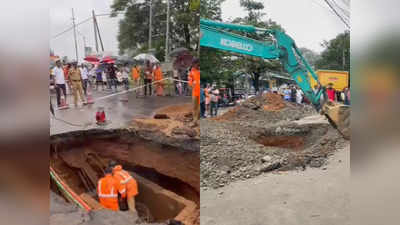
[169,47,189,57]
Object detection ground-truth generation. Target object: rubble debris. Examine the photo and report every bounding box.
[201,93,348,189]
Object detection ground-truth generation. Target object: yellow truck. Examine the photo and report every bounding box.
[309,70,349,91]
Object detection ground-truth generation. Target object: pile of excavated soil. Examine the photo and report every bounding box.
[212,93,314,126]
[200,119,347,189]
[154,103,193,123]
[201,93,347,190]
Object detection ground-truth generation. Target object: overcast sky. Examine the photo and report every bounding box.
[221,0,349,53]
[50,0,122,62]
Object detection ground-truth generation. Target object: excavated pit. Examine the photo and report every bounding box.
[252,123,328,152]
[50,128,199,225]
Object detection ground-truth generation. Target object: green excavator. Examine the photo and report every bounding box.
[200,19,350,139]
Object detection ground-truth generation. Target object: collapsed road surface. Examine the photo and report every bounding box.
[200,93,349,225]
[50,103,200,225]
[201,93,348,188]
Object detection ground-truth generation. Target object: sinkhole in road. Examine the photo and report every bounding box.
[50,129,199,224]
[252,123,329,151]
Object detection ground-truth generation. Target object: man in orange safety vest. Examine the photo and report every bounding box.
[110,161,139,214]
[97,167,126,211]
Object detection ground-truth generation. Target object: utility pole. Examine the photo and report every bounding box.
[92,10,99,53]
[72,8,79,62]
[149,0,153,51]
[95,18,105,52]
[165,0,170,62]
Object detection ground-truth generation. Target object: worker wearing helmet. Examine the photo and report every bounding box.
[188,58,200,125]
[97,167,125,211]
[109,161,139,214]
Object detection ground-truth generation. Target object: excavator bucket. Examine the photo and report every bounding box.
[322,101,350,140]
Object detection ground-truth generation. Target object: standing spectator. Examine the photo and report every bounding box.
[121,64,130,91]
[205,84,211,117]
[188,59,200,124]
[283,87,291,101]
[210,88,219,117]
[200,86,206,118]
[131,64,141,97]
[144,61,153,96]
[68,62,86,107]
[63,63,71,95]
[153,63,164,96]
[173,69,180,96]
[290,85,297,102]
[79,64,89,96]
[108,63,118,92]
[296,87,303,104]
[96,66,104,91]
[326,83,336,102]
[52,60,67,107]
[343,87,351,105]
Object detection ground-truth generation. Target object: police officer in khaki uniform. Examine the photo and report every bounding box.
[68,62,86,107]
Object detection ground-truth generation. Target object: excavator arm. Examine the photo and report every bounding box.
[200,19,350,139]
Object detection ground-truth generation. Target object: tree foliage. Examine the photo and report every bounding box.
[315,31,350,71]
[111,0,200,60]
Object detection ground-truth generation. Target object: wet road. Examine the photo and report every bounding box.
[50,87,191,135]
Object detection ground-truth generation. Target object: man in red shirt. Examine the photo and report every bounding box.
[326,83,336,102]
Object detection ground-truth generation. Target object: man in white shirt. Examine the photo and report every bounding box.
[121,64,130,90]
[296,87,303,104]
[79,64,89,96]
[52,60,67,107]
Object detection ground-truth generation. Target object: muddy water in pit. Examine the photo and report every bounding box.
[255,135,305,150]
[50,129,199,224]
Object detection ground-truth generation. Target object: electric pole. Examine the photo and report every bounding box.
[149,0,153,51]
[165,0,170,62]
[72,8,79,62]
[92,10,99,53]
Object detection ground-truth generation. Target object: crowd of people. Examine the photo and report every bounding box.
[50,59,194,109]
[199,84,221,118]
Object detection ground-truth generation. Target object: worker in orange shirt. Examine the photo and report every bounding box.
[153,63,164,96]
[110,161,139,214]
[97,167,126,211]
[131,64,141,97]
[188,58,200,125]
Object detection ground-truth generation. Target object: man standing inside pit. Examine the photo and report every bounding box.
[97,167,126,211]
[109,161,139,215]
[188,58,200,125]
[68,62,86,107]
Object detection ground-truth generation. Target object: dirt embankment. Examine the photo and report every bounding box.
[201,93,348,189]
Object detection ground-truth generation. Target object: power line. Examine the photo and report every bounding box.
[51,13,124,40]
[323,0,350,28]
[331,0,350,18]
[52,17,92,39]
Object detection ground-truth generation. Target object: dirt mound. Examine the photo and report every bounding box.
[155,104,193,123]
[213,93,313,124]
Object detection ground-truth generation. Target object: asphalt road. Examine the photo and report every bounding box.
[50,86,191,135]
[200,142,350,225]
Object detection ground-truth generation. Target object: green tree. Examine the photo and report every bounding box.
[231,0,284,92]
[111,0,200,60]
[200,0,225,20]
[315,31,350,71]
